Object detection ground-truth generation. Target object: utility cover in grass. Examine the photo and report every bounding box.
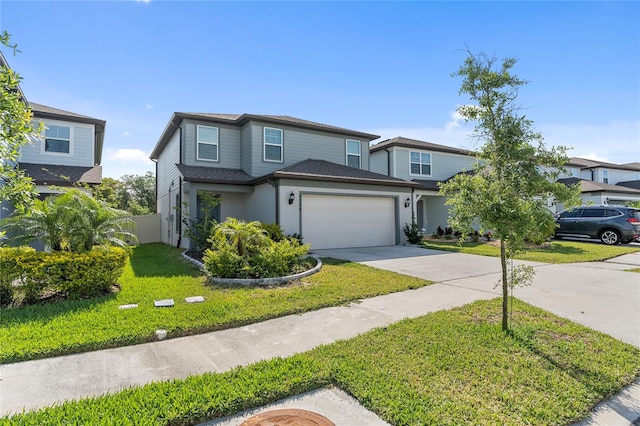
[154,299,174,308]
[118,304,138,310]
[185,296,205,303]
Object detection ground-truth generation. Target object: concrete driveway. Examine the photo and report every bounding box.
[312,246,640,348]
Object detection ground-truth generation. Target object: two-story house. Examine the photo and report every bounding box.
[555,157,640,210]
[150,113,416,250]
[370,136,477,234]
[0,52,106,220]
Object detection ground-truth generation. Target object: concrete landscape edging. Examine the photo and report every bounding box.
[181,251,322,286]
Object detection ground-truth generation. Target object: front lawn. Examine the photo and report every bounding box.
[5,299,639,425]
[421,239,640,263]
[0,243,431,363]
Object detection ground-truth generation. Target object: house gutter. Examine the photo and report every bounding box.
[176,126,183,248]
[384,148,391,176]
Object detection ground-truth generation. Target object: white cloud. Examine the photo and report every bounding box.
[123,131,131,137]
[145,104,154,110]
[369,110,639,165]
[102,148,154,179]
[135,0,151,3]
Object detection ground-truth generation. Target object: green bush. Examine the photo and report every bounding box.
[0,246,127,304]
[203,218,310,279]
[402,221,423,244]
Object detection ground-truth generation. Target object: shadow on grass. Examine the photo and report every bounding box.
[0,291,117,328]
[129,243,202,278]
[527,242,586,256]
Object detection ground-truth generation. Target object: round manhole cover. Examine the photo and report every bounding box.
[240,408,335,426]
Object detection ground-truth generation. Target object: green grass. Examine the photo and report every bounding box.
[4,299,638,425]
[421,239,640,263]
[0,243,431,364]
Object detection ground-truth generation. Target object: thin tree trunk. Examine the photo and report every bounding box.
[500,238,508,331]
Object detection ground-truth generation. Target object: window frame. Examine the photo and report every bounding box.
[602,169,609,184]
[345,139,361,168]
[263,127,283,163]
[196,125,219,162]
[409,150,432,177]
[41,123,73,157]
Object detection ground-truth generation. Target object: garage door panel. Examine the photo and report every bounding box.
[301,195,395,250]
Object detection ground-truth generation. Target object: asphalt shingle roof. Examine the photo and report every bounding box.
[568,157,640,172]
[370,136,473,156]
[176,164,253,184]
[19,163,103,185]
[558,177,640,194]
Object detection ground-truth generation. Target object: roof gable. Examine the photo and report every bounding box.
[370,136,473,156]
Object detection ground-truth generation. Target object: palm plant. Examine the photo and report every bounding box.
[0,188,137,252]
[211,218,268,257]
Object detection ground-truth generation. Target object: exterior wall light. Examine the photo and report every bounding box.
[289,191,296,205]
[404,197,411,208]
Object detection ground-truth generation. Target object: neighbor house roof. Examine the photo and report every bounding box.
[370,136,473,156]
[19,163,103,185]
[558,177,640,195]
[616,180,640,191]
[150,113,380,160]
[568,157,640,172]
[29,102,106,165]
[266,159,418,187]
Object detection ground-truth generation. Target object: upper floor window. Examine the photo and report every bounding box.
[197,125,218,161]
[44,125,71,154]
[602,169,609,184]
[346,139,361,168]
[571,168,579,177]
[264,127,283,162]
[410,151,431,176]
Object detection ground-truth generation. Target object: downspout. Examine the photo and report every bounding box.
[176,125,183,248]
[411,187,415,222]
[267,178,280,225]
[384,148,391,176]
[167,181,172,245]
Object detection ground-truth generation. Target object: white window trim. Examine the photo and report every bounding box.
[196,125,219,162]
[263,127,283,163]
[40,121,74,157]
[602,169,609,184]
[346,139,361,168]
[409,150,432,177]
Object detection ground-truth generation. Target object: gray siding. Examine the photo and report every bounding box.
[370,151,389,175]
[393,148,475,181]
[19,119,95,167]
[250,121,372,177]
[241,124,252,175]
[156,129,181,244]
[182,120,242,169]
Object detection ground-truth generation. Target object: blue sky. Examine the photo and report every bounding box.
[1,1,638,179]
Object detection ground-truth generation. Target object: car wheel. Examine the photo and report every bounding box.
[600,229,620,245]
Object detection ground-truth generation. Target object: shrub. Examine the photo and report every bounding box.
[403,221,423,244]
[260,223,286,242]
[0,246,127,304]
[203,218,310,279]
[437,226,445,236]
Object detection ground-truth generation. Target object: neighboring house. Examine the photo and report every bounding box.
[0,52,106,220]
[150,113,416,250]
[555,157,640,210]
[370,136,477,234]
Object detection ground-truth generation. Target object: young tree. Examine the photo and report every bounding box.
[439,51,580,331]
[0,32,42,214]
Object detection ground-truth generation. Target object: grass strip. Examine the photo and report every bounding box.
[421,239,639,263]
[0,244,431,363]
[3,299,638,425]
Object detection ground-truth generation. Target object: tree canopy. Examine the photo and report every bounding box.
[0,32,41,214]
[439,51,580,331]
[93,171,156,215]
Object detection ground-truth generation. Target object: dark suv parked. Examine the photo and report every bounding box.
[555,206,640,245]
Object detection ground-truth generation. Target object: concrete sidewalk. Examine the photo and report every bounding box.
[1,246,638,425]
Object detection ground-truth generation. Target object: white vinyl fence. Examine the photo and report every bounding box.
[128,214,161,244]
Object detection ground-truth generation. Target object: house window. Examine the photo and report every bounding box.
[44,125,71,154]
[197,125,219,161]
[345,139,361,168]
[264,127,283,162]
[196,192,220,222]
[602,170,609,184]
[410,151,431,176]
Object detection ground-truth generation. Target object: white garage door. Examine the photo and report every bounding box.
[301,194,396,250]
